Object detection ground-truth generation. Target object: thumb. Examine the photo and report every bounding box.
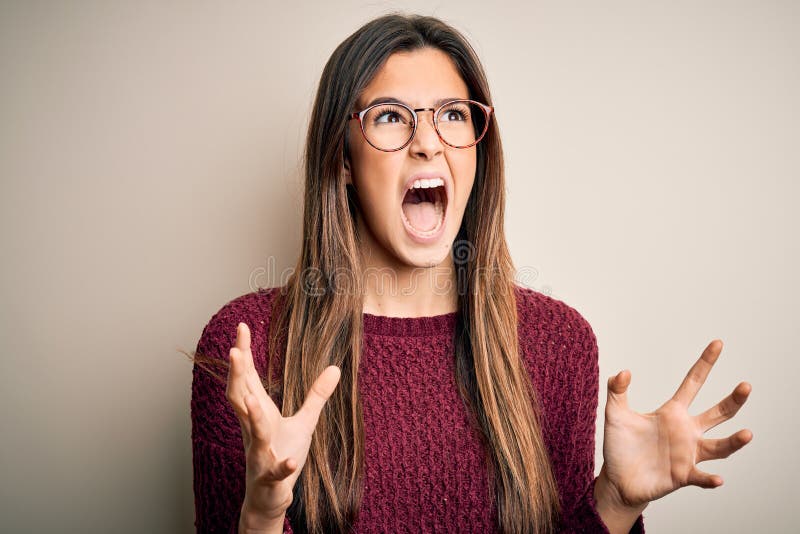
[270,457,298,481]
[607,369,631,411]
[295,365,342,429]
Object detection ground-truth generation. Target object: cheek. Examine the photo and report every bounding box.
[448,151,478,205]
[358,182,392,217]
[350,134,392,181]
[351,147,404,196]
[351,156,404,224]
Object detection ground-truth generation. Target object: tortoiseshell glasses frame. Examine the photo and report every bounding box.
[347,99,494,152]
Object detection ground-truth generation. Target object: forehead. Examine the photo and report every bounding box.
[357,47,469,108]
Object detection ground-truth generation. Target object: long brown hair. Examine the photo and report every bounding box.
[195,13,561,534]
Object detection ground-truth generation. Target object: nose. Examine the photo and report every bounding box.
[408,110,443,160]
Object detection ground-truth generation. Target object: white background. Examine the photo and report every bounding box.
[1,1,796,532]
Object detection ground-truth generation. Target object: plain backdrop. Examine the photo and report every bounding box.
[1,1,797,532]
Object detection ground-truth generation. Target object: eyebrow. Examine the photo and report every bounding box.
[364,96,466,108]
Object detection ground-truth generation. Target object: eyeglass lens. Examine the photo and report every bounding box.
[361,101,488,151]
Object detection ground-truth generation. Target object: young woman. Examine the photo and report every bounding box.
[190,13,753,534]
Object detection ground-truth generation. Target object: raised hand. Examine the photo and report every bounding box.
[226,322,341,530]
[597,339,753,515]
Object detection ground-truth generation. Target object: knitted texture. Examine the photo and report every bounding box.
[191,285,645,533]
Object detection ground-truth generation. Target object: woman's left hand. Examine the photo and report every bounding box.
[597,339,753,515]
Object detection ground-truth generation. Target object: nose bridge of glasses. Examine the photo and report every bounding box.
[413,107,437,123]
[412,107,439,138]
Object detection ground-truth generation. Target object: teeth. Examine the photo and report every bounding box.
[410,177,444,189]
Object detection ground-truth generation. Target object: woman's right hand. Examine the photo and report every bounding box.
[227,322,341,532]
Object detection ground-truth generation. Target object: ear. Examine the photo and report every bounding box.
[342,156,352,185]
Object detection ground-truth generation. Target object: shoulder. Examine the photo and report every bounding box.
[512,284,599,389]
[196,286,284,371]
[513,284,597,351]
[200,286,282,336]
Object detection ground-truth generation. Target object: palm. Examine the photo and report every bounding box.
[601,340,752,508]
[226,322,340,520]
[240,390,308,491]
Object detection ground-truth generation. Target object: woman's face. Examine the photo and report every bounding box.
[345,47,477,272]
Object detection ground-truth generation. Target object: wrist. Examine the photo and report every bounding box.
[239,503,287,534]
[594,464,647,534]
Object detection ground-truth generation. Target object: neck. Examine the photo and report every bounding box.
[362,267,459,318]
[358,232,458,319]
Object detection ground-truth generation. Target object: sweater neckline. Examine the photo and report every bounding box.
[362,310,459,337]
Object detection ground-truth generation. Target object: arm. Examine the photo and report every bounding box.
[594,464,647,534]
[592,340,752,533]
[548,318,644,534]
[190,307,294,534]
[523,290,751,532]
[238,512,291,534]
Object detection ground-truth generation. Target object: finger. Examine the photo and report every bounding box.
[696,382,752,432]
[696,429,753,463]
[270,457,298,481]
[244,393,298,481]
[244,393,271,445]
[229,354,253,442]
[227,321,255,401]
[236,322,257,374]
[226,346,253,416]
[236,322,252,352]
[257,457,298,483]
[687,466,724,489]
[672,339,723,407]
[234,322,281,421]
[295,366,342,429]
[606,370,631,412]
[245,361,282,422]
[238,325,275,411]
[229,323,280,432]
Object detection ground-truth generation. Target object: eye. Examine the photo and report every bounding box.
[439,104,470,122]
[373,105,409,125]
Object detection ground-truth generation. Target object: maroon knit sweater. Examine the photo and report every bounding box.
[191,285,645,533]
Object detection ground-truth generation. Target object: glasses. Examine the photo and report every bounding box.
[348,99,494,152]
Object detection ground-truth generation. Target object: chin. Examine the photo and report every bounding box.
[400,242,453,269]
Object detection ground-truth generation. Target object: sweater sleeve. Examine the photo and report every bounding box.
[555,314,645,534]
[191,298,294,534]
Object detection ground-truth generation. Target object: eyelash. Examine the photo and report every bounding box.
[441,105,469,120]
[374,106,406,123]
[373,104,470,124]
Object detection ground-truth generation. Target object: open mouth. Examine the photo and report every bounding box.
[400,179,448,237]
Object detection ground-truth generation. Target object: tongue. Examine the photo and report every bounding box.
[402,201,440,231]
